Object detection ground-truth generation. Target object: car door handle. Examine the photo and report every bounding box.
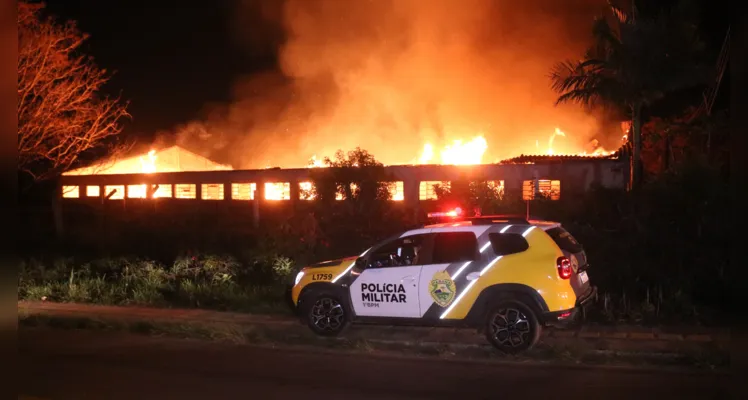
[401,276,416,284]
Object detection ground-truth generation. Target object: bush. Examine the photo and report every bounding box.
[18,253,294,314]
[271,256,296,282]
[545,159,728,325]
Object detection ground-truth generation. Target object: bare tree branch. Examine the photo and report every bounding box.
[17,1,130,181]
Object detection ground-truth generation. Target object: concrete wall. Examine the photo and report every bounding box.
[59,158,627,207]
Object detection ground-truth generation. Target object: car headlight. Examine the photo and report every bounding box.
[294,271,305,286]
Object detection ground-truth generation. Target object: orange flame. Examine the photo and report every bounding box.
[139,150,157,173]
[308,155,324,168]
[417,136,488,165]
[129,150,160,198]
[545,128,566,155]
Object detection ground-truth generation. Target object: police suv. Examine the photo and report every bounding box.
[288,214,596,353]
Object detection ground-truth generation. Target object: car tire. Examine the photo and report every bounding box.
[484,298,542,354]
[301,292,350,337]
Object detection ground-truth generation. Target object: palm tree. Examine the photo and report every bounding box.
[550,0,708,188]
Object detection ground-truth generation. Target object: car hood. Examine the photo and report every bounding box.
[305,255,358,269]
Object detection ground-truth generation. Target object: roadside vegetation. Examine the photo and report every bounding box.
[18,254,295,314]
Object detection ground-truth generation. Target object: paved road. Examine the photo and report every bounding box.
[19,328,730,400]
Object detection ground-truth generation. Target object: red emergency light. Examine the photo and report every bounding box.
[427,207,463,218]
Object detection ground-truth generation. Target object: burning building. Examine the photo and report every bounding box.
[59,0,633,210]
[59,140,629,208]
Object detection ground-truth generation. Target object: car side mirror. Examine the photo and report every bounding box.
[355,257,367,268]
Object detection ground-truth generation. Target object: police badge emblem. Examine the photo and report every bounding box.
[429,270,456,307]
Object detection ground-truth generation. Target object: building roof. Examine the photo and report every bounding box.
[63,145,232,176]
[499,151,622,164]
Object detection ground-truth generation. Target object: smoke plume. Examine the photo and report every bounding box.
[173,0,616,168]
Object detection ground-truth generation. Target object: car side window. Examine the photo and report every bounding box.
[366,234,431,268]
[488,232,529,256]
[545,227,584,253]
[431,232,479,264]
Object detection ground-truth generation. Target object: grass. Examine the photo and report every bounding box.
[18,313,729,371]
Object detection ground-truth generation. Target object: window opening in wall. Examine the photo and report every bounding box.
[127,184,147,198]
[389,181,404,201]
[231,183,256,200]
[300,181,315,200]
[335,183,359,200]
[175,184,196,199]
[86,186,100,197]
[104,185,125,200]
[152,184,172,198]
[201,183,224,200]
[62,185,79,198]
[522,179,561,200]
[484,180,505,199]
[419,181,450,200]
[265,182,290,200]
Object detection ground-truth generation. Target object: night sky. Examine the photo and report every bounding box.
[41,0,284,140]
[40,0,729,143]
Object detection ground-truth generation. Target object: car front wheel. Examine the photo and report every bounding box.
[303,293,349,336]
[484,299,541,354]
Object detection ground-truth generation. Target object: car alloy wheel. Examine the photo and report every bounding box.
[484,300,541,354]
[489,307,532,348]
[310,297,345,332]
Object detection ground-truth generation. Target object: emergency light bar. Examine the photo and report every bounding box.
[468,216,530,225]
[427,207,463,218]
[426,210,536,226]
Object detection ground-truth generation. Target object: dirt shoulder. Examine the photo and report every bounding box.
[18,301,730,371]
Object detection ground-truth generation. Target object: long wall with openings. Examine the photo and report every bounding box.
[59,158,626,207]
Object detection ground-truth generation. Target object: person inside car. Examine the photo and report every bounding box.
[411,243,422,265]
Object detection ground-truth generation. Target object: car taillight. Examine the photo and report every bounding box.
[556,256,572,279]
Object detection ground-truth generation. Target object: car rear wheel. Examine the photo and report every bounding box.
[484,299,541,354]
[302,293,350,337]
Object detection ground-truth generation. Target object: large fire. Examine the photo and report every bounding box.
[300,127,616,168]
[99,127,619,178]
[157,0,634,171]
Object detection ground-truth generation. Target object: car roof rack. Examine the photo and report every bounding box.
[465,215,531,225]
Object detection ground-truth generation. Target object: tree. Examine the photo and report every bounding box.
[549,0,707,188]
[17,1,129,181]
[304,148,406,256]
[308,147,394,207]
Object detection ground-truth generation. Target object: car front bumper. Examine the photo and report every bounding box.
[284,284,298,315]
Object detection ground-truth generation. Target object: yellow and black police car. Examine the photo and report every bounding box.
[288,213,596,353]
